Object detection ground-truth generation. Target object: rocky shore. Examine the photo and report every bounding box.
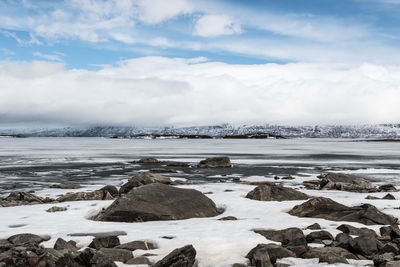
[1,156,400,266]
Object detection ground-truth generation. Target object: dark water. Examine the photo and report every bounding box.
[0,137,400,195]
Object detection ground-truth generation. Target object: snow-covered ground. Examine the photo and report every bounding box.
[2,174,400,266]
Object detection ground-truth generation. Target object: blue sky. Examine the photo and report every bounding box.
[1,0,400,127]
[1,0,400,68]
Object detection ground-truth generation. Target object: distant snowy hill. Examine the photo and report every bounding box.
[1,124,400,138]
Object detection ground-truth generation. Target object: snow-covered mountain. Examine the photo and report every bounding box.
[1,124,400,138]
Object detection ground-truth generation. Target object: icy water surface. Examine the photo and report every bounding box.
[0,137,400,195]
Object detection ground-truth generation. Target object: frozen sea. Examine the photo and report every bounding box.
[1,137,400,266]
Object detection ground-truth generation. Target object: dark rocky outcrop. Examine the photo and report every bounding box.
[133,157,161,163]
[46,206,68,212]
[288,197,397,225]
[8,233,49,246]
[116,240,155,251]
[337,224,377,237]
[198,157,231,168]
[218,216,238,221]
[305,223,321,230]
[254,228,307,248]
[150,167,177,173]
[305,231,333,244]
[98,185,119,198]
[57,189,114,202]
[379,184,398,192]
[119,172,172,194]
[95,183,219,222]
[153,245,196,267]
[246,183,308,201]
[50,183,81,189]
[246,244,295,265]
[302,247,357,264]
[53,238,78,252]
[97,248,133,263]
[317,173,377,192]
[167,161,190,167]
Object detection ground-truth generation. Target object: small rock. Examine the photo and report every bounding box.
[305,231,333,244]
[246,183,308,201]
[97,248,133,263]
[366,195,381,200]
[198,157,231,168]
[254,228,307,248]
[53,238,77,251]
[383,194,396,200]
[302,247,355,264]
[150,168,177,173]
[134,157,161,163]
[247,244,295,265]
[153,245,196,267]
[218,216,238,221]
[50,183,81,189]
[305,223,321,230]
[98,185,119,198]
[126,256,151,265]
[167,162,189,167]
[379,184,398,192]
[317,173,377,192]
[46,206,67,212]
[89,236,120,249]
[337,224,377,237]
[116,240,155,251]
[8,233,49,245]
[119,172,172,195]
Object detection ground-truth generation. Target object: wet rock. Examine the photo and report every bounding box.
[305,231,333,243]
[254,228,307,248]
[150,167,177,173]
[53,238,77,252]
[337,224,377,237]
[318,173,377,192]
[305,223,321,230]
[119,172,172,194]
[134,157,161,163]
[245,183,309,201]
[379,184,398,192]
[89,236,120,249]
[247,244,295,265]
[167,161,189,167]
[153,245,196,267]
[302,180,320,190]
[198,157,231,168]
[46,206,68,212]
[302,247,356,264]
[218,216,238,221]
[97,248,133,263]
[50,183,81,189]
[288,197,397,225]
[8,233,48,245]
[116,240,155,251]
[95,183,219,222]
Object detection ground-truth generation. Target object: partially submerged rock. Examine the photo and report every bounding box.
[133,157,161,163]
[198,157,231,168]
[317,173,377,192]
[119,172,172,194]
[50,183,81,189]
[245,183,308,201]
[95,183,219,222]
[150,167,177,173]
[288,197,397,225]
[153,245,196,267]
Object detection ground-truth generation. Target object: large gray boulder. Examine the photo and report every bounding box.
[318,173,377,192]
[198,157,231,168]
[254,228,307,248]
[289,197,397,225]
[119,172,172,194]
[246,183,308,201]
[302,247,357,264]
[95,183,219,222]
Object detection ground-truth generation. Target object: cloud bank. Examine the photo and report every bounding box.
[0,57,399,126]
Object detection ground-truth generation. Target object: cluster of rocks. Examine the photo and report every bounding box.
[303,173,398,194]
[245,183,309,201]
[0,233,197,267]
[248,222,400,266]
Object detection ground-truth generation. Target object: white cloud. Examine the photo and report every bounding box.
[0,57,399,126]
[136,0,193,24]
[193,14,242,37]
[33,51,63,62]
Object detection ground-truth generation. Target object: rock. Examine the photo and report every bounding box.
[373,253,395,267]
[8,233,48,245]
[119,172,172,194]
[53,238,77,251]
[366,195,381,200]
[245,244,273,267]
[380,226,400,239]
[302,180,321,190]
[46,206,68,212]
[90,251,118,267]
[126,256,151,265]
[50,183,81,189]
[89,236,120,249]
[383,194,396,200]
[305,223,321,230]
[167,161,189,167]
[337,224,377,237]
[218,216,238,221]
[379,184,398,192]
[116,240,155,251]
[245,183,309,201]
[99,185,119,198]
[318,173,377,192]
[198,157,231,168]
[6,191,43,203]
[350,236,383,257]
[97,248,133,263]
[247,244,295,265]
[335,233,354,250]
[150,167,177,173]
[288,197,397,225]
[380,243,399,254]
[0,239,13,252]
[135,157,161,163]
[254,228,307,248]
[302,247,356,264]
[57,190,110,202]
[305,231,333,243]
[153,245,196,267]
[95,183,219,222]
[274,175,294,180]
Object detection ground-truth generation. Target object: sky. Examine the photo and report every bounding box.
[1,0,400,127]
